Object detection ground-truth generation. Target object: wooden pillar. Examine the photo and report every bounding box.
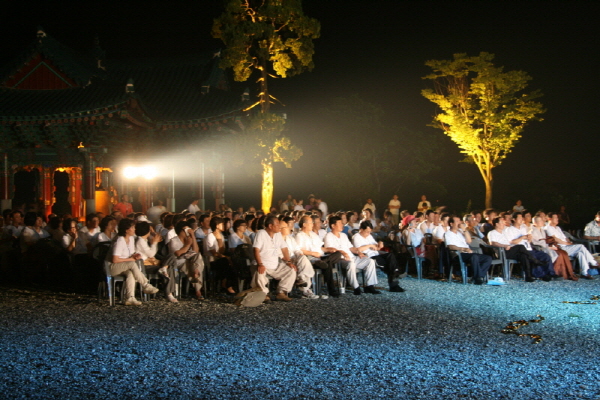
[42,167,53,217]
[70,168,83,219]
[0,153,11,211]
[82,152,96,215]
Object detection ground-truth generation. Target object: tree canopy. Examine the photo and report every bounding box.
[421,52,545,208]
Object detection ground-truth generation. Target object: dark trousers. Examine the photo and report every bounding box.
[211,258,237,289]
[529,249,555,278]
[459,252,492,280]
[371,252,401,287]
[310,251,343,293]
[505,245,533,278]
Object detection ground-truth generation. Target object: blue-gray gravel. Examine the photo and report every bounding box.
[1,273,600,399]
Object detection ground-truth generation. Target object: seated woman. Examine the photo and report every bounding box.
[135,221,177,302]
[109,218,159,306]
[20,212,50,253]
[531,215,577,280]
[379,210,394,235]
[168,220,204,300]
[92,216,117,247]
[204,216,237,295]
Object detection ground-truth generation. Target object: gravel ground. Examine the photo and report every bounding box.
[1,272,600,399]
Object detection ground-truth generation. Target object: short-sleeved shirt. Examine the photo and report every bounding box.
[388,199,401,214]
[352,233,378,258]
[112,236,134,260]
[584,221,600,239]
[295,231,324,256]
[324,232,353,256]
[444,230,469,249]
[504,225,532,250]
[229,232,251,248]
[487,229,511,246]
[253,230,286,270]
[544,225,567,242]
[432,225,448,242]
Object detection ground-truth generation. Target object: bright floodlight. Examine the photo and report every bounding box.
[140,165,157,180]
[123,166,139,179]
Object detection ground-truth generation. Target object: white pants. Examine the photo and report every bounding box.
[251,260,297,294]
[561,244,597,276]
[177,253,204,292]
[109,261,149,300]
[341,256,378,289]
[293,254,315,290]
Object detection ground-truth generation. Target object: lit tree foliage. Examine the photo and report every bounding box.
[213,0,318,211]
[422,52,545,208]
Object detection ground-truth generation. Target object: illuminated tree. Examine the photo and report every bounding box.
[213,0,319,210]
[422,52,545,208]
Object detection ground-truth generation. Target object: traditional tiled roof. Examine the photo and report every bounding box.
[0,29,247,125]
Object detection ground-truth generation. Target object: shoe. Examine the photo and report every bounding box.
[143,284,159,295]
[264,295,272,303]
[158,267,168,278]
[167,294,178,303]
[320,294,329,299]
[474,278,485,285]
[389,285,405,292]
[195,290,204,300]
[302,291,319,300]
[525,277,535,282]
[364,285,381,294]
[398,272,408,279]
[295,279,308,288]
[124,297,142,306]
[276,292,292,302]
[353,287,362,295]
[541,275,552,282]
[582,274,595,280]
[552,276,564,281]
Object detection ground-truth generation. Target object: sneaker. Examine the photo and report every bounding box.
[320,294,329,299]
[276,292,292,302]
[167,294,178,303]
[302,290,319,300]
[295,279,308,287]
[143,284,159,295]
[158,267,168,278]
[124,297,142,306]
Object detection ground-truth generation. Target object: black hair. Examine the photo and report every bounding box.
[359,220,373,230]
[135,221,150,237]
[117,218,135,237]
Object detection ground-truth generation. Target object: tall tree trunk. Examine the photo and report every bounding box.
[261,160,273,212]
[484,173,493,209]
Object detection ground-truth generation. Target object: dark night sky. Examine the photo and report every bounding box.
[1,1,599,217]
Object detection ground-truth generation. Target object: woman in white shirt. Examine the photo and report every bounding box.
[20,212,50,253]
[110,218,159,306]
[204,216,237,295]
[92,216,117,247]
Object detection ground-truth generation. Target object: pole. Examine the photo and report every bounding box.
[200,162,205,211]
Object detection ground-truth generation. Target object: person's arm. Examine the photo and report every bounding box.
[254,247,266,274]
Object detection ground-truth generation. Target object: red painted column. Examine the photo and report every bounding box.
[42,167,53,217]
[70,168,83,219]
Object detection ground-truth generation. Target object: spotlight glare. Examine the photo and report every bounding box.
[123,166,139,179]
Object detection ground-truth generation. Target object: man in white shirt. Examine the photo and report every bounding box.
[324,216,379,295]
[295,215,343,297]
[487,217,541,282]
[251,216,297,302]
[280,217,319,299]
[353,221,404,292]
[3,210,25,239]
[445,216,492,284]
[418,210,437,235]
[417,195,431,213]
[187,199,200,214]
[312,215,327,240]
[195,214,212,240]
[505,212,554,280]
[316,198,328,220]
[388,195,401,226]
[546,212,598,279]
[146,200,167,224]
[79,213,101,253]
[583,211,600,251]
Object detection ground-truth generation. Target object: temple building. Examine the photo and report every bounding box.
[0,27,248,217]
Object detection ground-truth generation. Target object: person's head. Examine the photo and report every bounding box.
[473,211,482,223]
[425,209,435,222]
[464,214,477,228]
[346,211,357,223]
[175,220,189,235]
[135,221,151,238]
[339,212,347,225]
[187,218,198,230]
[421,195,427,201]
[200,214,211,229]
[233,219,247,233]
[191,199,199,205]
[96,212,105,220]
[172,214,185,228]
[512,212,523,226]
[299,215,313,231]
[516,200,522,206]
[548,212,559,226]
[23,212,38,227]
[117,218,135,237]
[439,212,450,225]
[159,212,169,224]
[393,194,399,200]
[10,210,23,226]
[62,218,77,233]
[403,215,417,228]
[264,215,280,234]
[210,216,224,232]
[502,212,512,226]
[121,194,129,202]
[99,216,116,232]
[523,211,532,223]
[86,213,99,229]
[449,215,462,230]
[559,205,566,212]
[362,208,373,219]
[492,216,504,230]
[595,211,600,223]
[328,216,343,233]
[534,215,545,228]
[312,215,322,230]
[359,220,373,234]
[49,216,62,230]
[484,209,497,222]
[280,217,294,237]
[111,210,123,221]
[366,198,373,204]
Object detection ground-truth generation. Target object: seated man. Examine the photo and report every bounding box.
[464,214,485,253]
[324,216,380,295]
[505,212,555,281]
[168,220,205,300]
[295,215,342,297]
[352,220,404,292]
[445,216,492,284]
[583,211,600,252]
[251,216,297,302]
[480,209,497,236]
[546,212,599,279]
[487,217,542,282]
[280,217,319,299]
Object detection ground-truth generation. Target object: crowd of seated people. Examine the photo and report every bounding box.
[2,197,600,306]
